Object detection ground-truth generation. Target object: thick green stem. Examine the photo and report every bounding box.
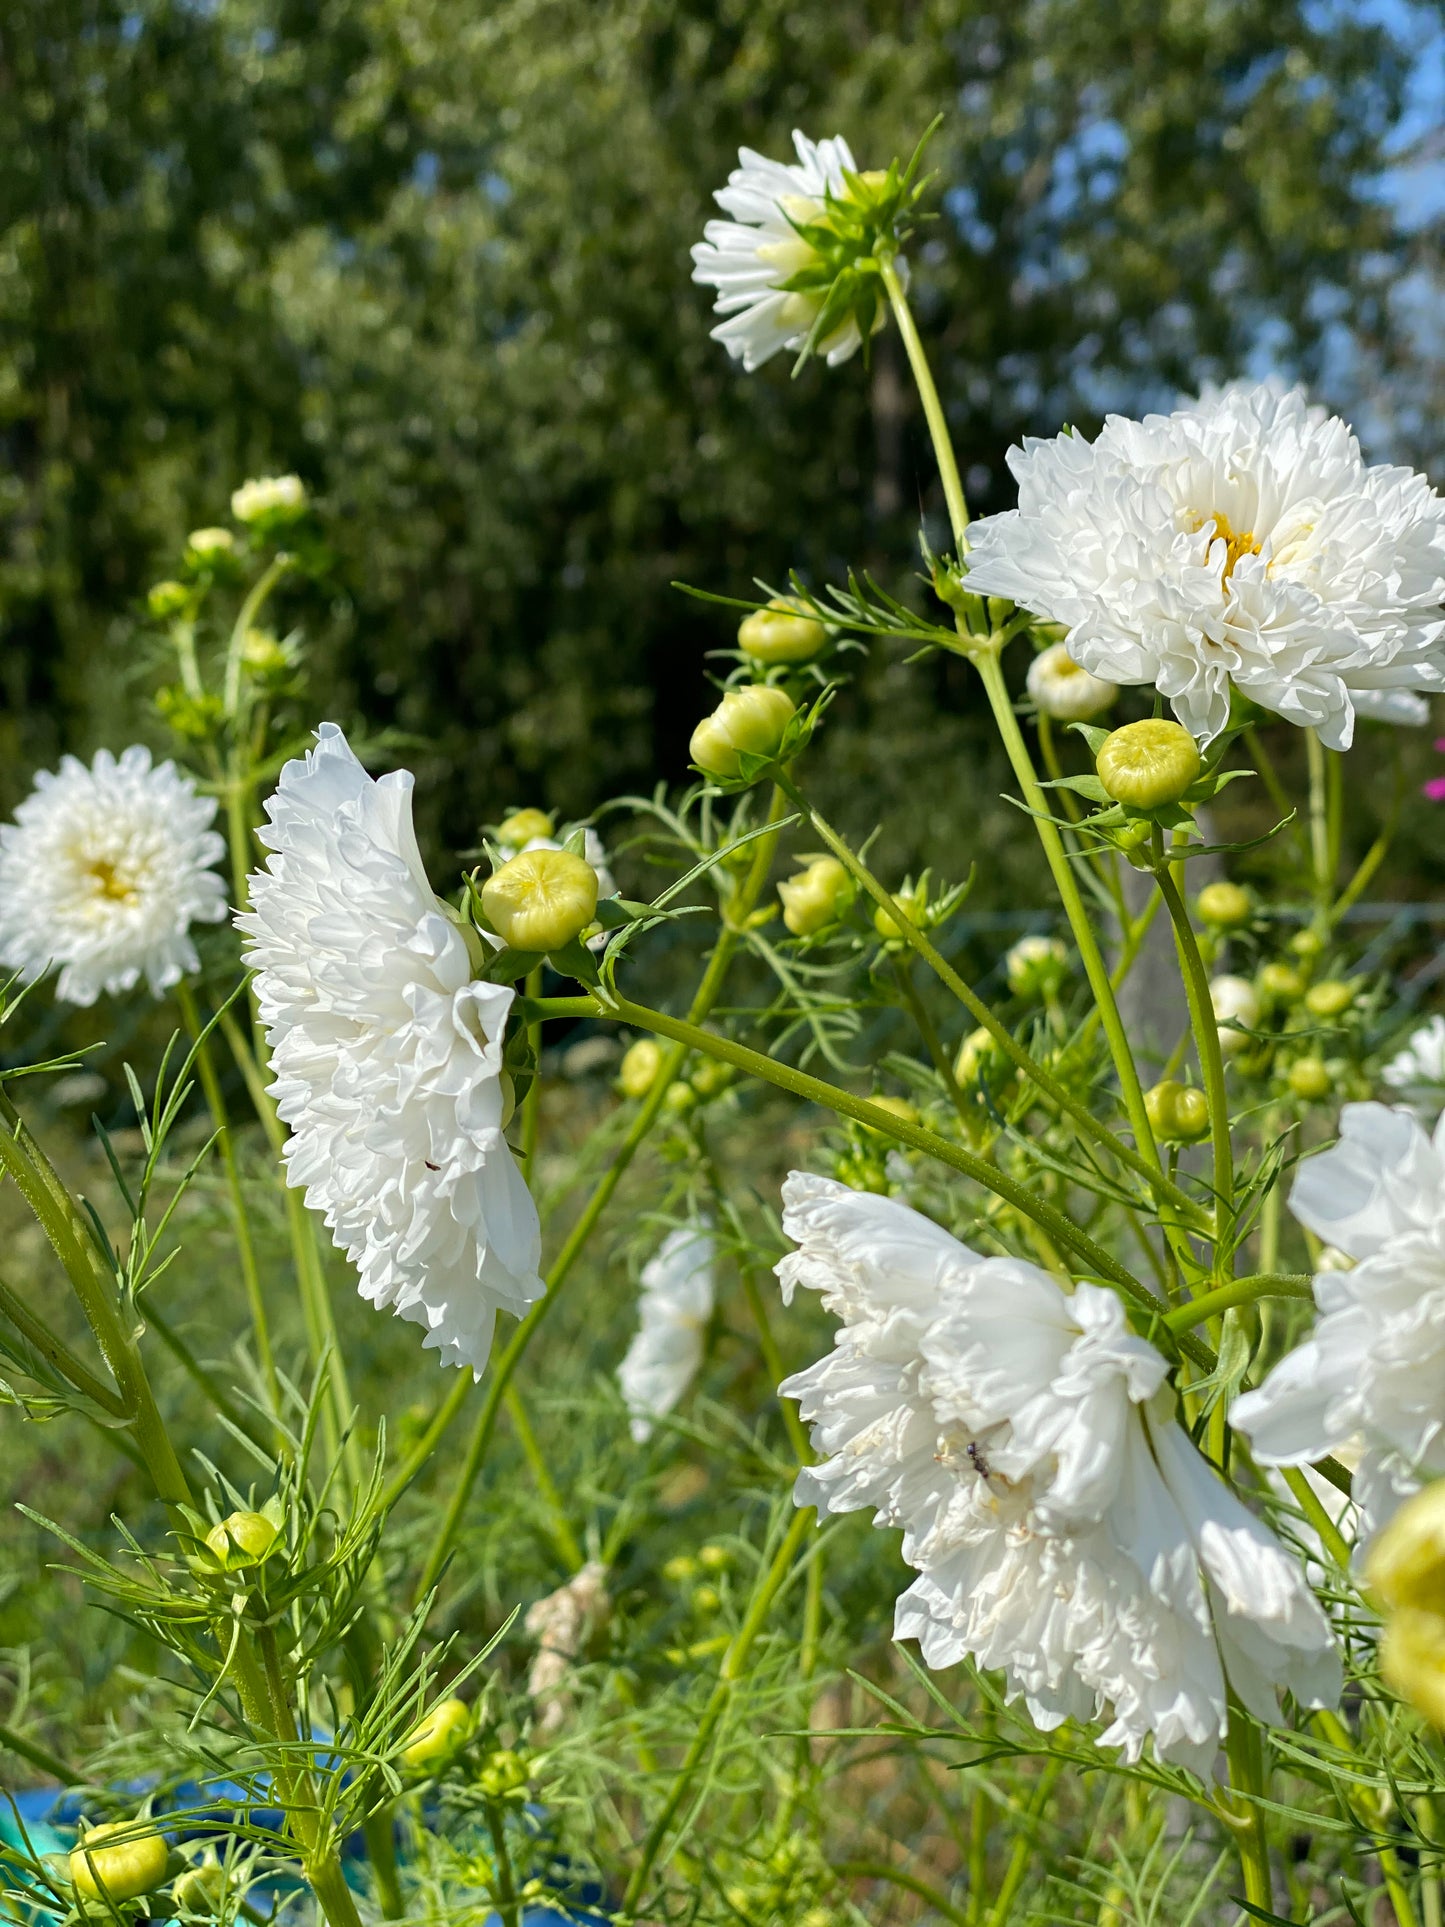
[175,983,280,1414]
[1221,1714,1273,1915]
[1164,1274,1311,1331]
[504,1383,585,1570]
[256,1625,365,1927]
[1155,857,1235,1252]
[1306,728,1333,925]
[880,258,969,548]
[484,1803,521,1927]
[621,1505,816,1913]
[0,1271,127,1415]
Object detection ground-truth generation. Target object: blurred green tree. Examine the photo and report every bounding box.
[0,0,1425,865]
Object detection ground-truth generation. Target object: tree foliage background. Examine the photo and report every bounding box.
[2,0,1443,884]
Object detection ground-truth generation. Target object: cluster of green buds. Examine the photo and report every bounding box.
[721,1834,836,1927]
[777,854,853,937]
[1204,912,1365,1104]
[476,1747,531,1803]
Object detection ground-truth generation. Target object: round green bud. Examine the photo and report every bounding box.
[239,628,290,678]
[204,1510,279,1567]
[147,579,191,620]
[954,1027,994,1086]
[662,1079,696,1114]
[1005,933,1067,998]
[400,1696,471,1769]
[778,856,851,937]
[663,1555,698,1583]
[1195,881,1252,930]
[481,847,599,953]
[693,1584,721,1614]
[497,807,556,849]
[698,1543,730,1571]
[1286,1056,1332,1102]
[689,684,796,779]
[872,879,928,944]
[70,1823,171,1903]
[864,1095,918,1137]
[1095,719,1202,810]
[172,1862,227,1914]
[1259,962,1304,1005]
[477,1749,530,1801]
[1305,979,1355,1019]
[690,1056,731,1098]
[618,1038,664,1100]
[1290,928,1326,959]
[737,597,827,666]
[184,527,236,569]
[1369,1482,1445,1613]
[1143,1080,1210,1144]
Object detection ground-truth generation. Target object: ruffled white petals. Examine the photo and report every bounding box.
[777,1175,1338,1771]
[237,723,543,1375]
[1382,1016,1445,1110]
[691,131,893,371]
[618,1224,715,1442]
[963,382,1445,747]
[0,747,226,1007]
[1234,1102,1445,1542]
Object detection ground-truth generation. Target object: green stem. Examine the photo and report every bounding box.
[521,965,544,1171]
[972,647,1164,1181]
[405,787,794,1597]
[1154,855,1234,1251]
[1280,1466,1351,1569]
[1221,1713,1273,1915]
[775,775,1199,1226]
[255,1626,365,1927]
[836,1862,969,1927]
[0,1720,89,1786]
[0,1272,127,1416]
[175,982,280,1413]
[621,1506,816,1914]
[891,954,969,1122]
[222,554,290,719]
[504,1383,585,1570]
[484,1803,521,1927]
[984,1759,1065,1927]
[1306,728,1333,925]
[1164,1274,1311,1331]
[880,258,969,547]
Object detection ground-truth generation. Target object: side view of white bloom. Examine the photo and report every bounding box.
[1382,1015,1445,1111]
[1025,642,1118,722]
[0,747,227,1007]
[1234,1102,1445,1544]
[238,723,544,1374]
[963,382,1445,747]
[619,1223,715,1442]
[778,1174,1339,1774]
[691,131,896,371]
[231,474,308,525]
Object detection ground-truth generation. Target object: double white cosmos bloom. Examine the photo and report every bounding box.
[778,1175,1339,1774]
[1236,1103,1445,1545]
[0,747,227,1006]
[691,131,889,371]
[239,725,544,1374]
[964,382,1445,747]
[618,1224,715,1442]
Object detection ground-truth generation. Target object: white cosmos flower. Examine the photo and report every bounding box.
[237,723,544,1374]
[0,747,226,1007]
[619,1224,715,1442]
[778,1174,1339,1774]
[1234,1102,1445,1543]
[1026,642,1118,722]
[963,382,1445,748]
[1382,1015,1445,1110]
[691,131,898,371]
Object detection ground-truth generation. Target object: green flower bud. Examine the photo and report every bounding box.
[172,1861,227,1914]
[864,1095,918,1137]
[618,1038,664,1099]
[70,1823,171,1903]
[156,685,226,743]
[738,597,827,666]
[497,808,556,849]
[778,856,852,936]
[690,1056,731,1097]
[184,527,236,571]
[477,1749,530,1801]
[1305,979,1355,1019]
[664,1554,698,1583]
[693,1584,721,1614]
[1005,933,1067,998]
[204,1510,279,1568]
[1286,1056,1332,1102]
[1095,719,1201,810]
[690,685,796,779]
[400,1696,471,1769]
[954,1026,994,1085]
[239,628,291,678]
[697,1542,731,1571]
[1380,1607,1445,1730]
[1195,881,1252,929]
[1290,928,1326,959]
[230,474,308,527]
[147,579,192,620]
[1370,1482,1445,1614]
[1259,961,1304,1005]
[1143,1080,1210,1144]
[482,847,599,952]
[872,878,928,944]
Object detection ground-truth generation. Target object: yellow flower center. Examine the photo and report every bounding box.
[85,856,140,905]
[1187,510,1262,582]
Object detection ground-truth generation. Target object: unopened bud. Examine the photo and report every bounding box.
[1291,928,1325,959]
[872,879,928,944]
[1005,933,1067,998]
[1143,1079,1210,1144]
[497,808,555,849]
[1095,719,1201,810]
[1209,974,1260,1054]
[147,579,191,621]
[70,1823,171,1903]
[204,1510,279,1567]
[778,856,851,936]
[690,685,795,779]
[239,628,290,677]
[1369,1482,1445,1613]
[1305,979,1355,1019]
[618,1038,664,1099]
[1026,642,1117,722]
[477,1749,530,1801]
[1196,881,1252,929]
[738,597,828,666]
[173,1862,227,1914]
[1259,962,1304,1005]
[865,1095,918,1136]
[1286,1056,1332,1102]
[400,1696,472,1769]
[482,848,599,952]
[1380,1608,1445,1729]
[954,1027,994,1085]
[231,474,308,526]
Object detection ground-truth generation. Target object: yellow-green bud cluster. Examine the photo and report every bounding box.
[690,684,795,779]
[778,855,851,936]
[1143,1079,1210,1144]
